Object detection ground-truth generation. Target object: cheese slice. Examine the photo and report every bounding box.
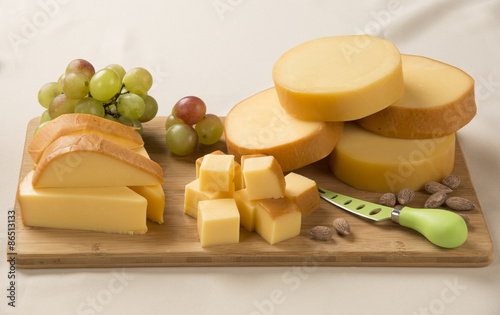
[29,113,144,164]
[225,87,344,172]
[356,54,476,138]
[32,133,164,188]
[272,35,404,121]
[129,185,165,224]
[17,171,148,234]
[329,123,455,192]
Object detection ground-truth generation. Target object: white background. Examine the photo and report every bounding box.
[1,0,499,314]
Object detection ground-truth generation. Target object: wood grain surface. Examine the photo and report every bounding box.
[9,117,494,268]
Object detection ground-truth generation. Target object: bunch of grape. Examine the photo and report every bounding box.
[165,96,223,156]
[36,59,158,134]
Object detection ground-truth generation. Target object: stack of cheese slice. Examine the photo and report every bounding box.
[258,35,476,192]
[17,114,165,234]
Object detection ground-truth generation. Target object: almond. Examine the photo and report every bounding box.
[397,188,415,205]
[425,182,453,194]
[445,197,475,211]
[380,193,396,207]
[308,226,333,241]
[442,175,460,190]
[333,218,351,236]
[424,191,447,208]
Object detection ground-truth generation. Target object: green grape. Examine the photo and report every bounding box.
[165,124,198,156]
[66,59,95,80]
[122,67,153,94]
[58,73,65,83]
[117,115,133,126]
[107,104,118,115]
[165,114,185,130]
[117,93,145,120]
[89,69,122,101]
[105,64,126,81]
[195,114,224,145]
[75,97,105,117]
[139,95,158,122]
[104,114,119,122]
[131,120,143,135]
[48,94,78,118]
[39,110,52,125]
[38,82,63,108]
[62,72,90,99]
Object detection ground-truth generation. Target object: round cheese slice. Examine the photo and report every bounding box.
[28,113,144,164]
[329,123,455,192]
[224,87,344,172]
[272,35,404,121]
[356,54,476,138]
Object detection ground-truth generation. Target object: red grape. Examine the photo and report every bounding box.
[66,59,95,80]
[172,96,206,125]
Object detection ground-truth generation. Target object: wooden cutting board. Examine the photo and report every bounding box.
[9,116,494,268]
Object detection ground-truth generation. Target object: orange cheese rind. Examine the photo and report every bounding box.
[28,113,144,163]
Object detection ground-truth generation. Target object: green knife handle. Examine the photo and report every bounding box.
[393,207,468,248]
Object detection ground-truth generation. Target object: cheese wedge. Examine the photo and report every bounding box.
[356,54,476,138]
[32,133,164,188]
[329,123,455,192]
[18,171,148,234]
[225,87,344,172]
[129,185,165,224]
[255,197,301,245]
[272,35,404,121]
[29,113,144,164]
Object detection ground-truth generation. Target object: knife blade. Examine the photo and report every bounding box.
[318,187,468,248]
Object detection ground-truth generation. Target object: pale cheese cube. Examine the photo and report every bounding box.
[197,199,240,247]
[255,197,301,245]
[242,156,285,200]
[284,172,320,217]
[233,189,257,232]
[239,154,267,189]
[184,178,234,218]
[199,154,234,192]
[195,150,225,178]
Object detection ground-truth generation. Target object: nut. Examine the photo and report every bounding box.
[425,182,453,194]
[307,226,333,241]
[424,191,447,208]
[333,218,351,236]
[397,188,415,205]
[446,197,476,211]
[458,214,470,226]
[380,193,396,207]
[442,175,460,190]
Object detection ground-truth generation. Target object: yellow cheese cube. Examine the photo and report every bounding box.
[233,189,257,232]
[129,185,165,224]
[196,151,243,190]
[239,154,267,189]
[197,199,240,247]
[242,156,285,200]
[284,172,320,217]
[17,171,148,234]
[195,150,225,178]
[255,198,301,245]
[184,178,234,218]
[199,154,234,192]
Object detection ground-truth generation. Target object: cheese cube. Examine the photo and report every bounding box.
[196,150,225,178]
[184,178,234,218]
[233,189,257,232]
[199,154,234,192]
[284,172,320,217]
[255,198,301,245]
[239,154,267,189]
[129,185,165,224]
[196,151,243,190]
[242,156,285,200]
[18,171,148,234]
[197,199,240,247]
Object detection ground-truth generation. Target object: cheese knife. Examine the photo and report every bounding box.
[318,187,468,248]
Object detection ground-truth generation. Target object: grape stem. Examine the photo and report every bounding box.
[102,84,129,118]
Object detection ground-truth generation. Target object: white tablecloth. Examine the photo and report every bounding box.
[1,1,499,314]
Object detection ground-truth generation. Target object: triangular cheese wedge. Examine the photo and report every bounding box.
[32,133,164,188]
[29,113,144,164]
[18,171,148,234]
